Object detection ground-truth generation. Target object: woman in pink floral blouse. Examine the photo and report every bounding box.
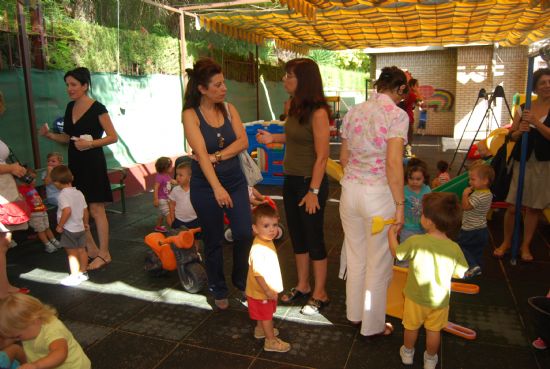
[339,66,409,337]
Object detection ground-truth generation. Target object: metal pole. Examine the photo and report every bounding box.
[510,56,534,265]
[255,44,259,120]
[16,0,41,168]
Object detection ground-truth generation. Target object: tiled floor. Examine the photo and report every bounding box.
[6,136,550,369]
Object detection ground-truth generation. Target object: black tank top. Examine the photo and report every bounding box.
[190,107,245,190]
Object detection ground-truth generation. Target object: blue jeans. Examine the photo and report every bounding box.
[458,227,489,268]
[190,183,252,299]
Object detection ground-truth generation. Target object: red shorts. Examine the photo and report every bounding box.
[247,296,277,321]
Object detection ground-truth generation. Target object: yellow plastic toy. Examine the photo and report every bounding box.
[371,216,395,234]
[326,158,344,182]
[386,266,479,340]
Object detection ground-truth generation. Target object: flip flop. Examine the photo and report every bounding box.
[280,287,311,303]
[369,322,394,337]
[492,247,510,258]
[87,255,111,271]
[300,298,330,315]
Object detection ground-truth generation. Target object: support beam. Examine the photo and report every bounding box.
[16,0,41,168]
[179,0,268,12]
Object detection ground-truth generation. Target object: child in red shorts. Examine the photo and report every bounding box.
[246,204,290,353]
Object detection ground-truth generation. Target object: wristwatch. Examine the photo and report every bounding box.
[214,151,222,163]
[309,187,319,195]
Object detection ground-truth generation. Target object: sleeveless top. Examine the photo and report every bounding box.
[511,104,550,162]
[283,115,316,176]
[190,107,245,191]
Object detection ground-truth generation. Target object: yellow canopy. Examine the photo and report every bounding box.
[198,0,550,51]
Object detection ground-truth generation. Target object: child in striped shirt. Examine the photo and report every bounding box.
[458,162,495,278]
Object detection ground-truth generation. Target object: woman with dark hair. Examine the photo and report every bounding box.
[493,68,550,262]
[40,67,118,271]
[182,57,252,310]
[256,58,331,315]
[339,66,409,336]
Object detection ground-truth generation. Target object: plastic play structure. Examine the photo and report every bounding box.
[387,266,479,340]
[144,227,207,293]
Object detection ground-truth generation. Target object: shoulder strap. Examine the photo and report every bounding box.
[224,102,231,122]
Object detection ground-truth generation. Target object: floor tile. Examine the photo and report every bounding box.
[155,344,252,369]
[185,309,262,355]
[86,331,176,369]
[64,319,113,348]
[121,302,212,341]
[63,293,150,327]
[260,320,356,369]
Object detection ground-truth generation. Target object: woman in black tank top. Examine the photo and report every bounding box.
[182,58,252,309]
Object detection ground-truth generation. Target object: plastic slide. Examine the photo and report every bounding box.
[386,266,479,340]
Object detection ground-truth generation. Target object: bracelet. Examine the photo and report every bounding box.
[214,151,222,163]
[394,201,405,206]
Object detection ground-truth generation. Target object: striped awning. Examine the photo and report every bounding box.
[198,0,550,52]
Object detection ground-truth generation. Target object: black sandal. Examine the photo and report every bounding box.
[281,287,311,303]
[300,298,330,315]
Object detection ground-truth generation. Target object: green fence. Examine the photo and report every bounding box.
[0,69,289,169]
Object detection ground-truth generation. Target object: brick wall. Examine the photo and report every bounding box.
[375,49,457,136]
[372,46,528,138]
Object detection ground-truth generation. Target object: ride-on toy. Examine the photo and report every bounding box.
[144,227,207,293]
[223,196,285,242]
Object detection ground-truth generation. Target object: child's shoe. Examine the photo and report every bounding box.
[50,238,62,249]
[399,345,414,365]
[464,265,482,279]
[154,226,167,233]
[264,337,291,353]
[254,326,279,339]
[532,337,547,350]
[79,272,89,282]
[8,239,17,248]
[44,242,58,254]
[423,351,438,369]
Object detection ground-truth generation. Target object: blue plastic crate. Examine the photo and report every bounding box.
[244,122,285,186]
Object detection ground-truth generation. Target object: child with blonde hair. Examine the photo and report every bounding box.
[0,293,90,369]
[50,165,90,286]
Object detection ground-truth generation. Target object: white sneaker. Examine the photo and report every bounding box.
[8,240,17,248]
[400,345,414,365]
[423,351,438,369]
[60,274,84,286]
[50,238,62,249]
[44,242,57,254]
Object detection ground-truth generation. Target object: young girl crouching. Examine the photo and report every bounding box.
[0,294,91,369]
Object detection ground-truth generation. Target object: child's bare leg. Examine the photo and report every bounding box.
[156,215,163,228]
[3,343,26,364]
[45,229,56,240]
[259,320,275,339]
[37,231,50,244]
[403,328,419,350]
[65,249,81,275]
[425,329,441,356]
[77,248,88,273]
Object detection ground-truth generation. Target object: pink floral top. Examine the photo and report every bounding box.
[341,92,408,186]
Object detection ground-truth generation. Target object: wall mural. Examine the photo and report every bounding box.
[418,85,455,112]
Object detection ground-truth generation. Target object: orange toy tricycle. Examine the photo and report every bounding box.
[144,227,207,293]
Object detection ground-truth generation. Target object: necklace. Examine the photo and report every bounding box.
[199,106,225,149]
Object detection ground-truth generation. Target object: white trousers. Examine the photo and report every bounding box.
[339,182,395,336]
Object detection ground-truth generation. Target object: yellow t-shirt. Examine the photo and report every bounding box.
[396,234,469,309]
[245,237,284,300]
[22,317,91,369]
